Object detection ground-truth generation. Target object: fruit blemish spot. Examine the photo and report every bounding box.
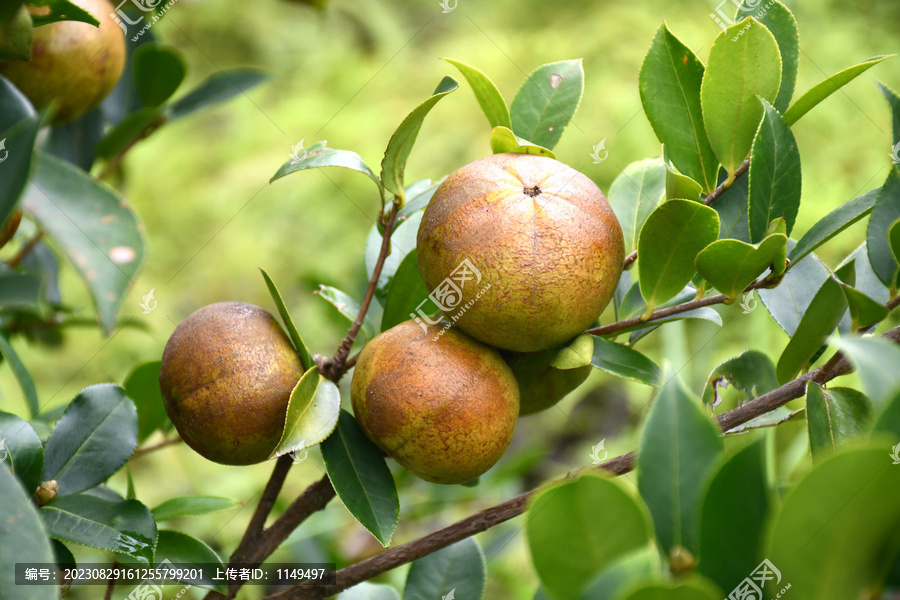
[524,186,542,197]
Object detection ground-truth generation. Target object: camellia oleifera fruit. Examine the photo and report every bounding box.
[159,302,302,465]
[417,153,625,353]
[0,0,126,124]
[503,348,591,416]
[351,319,519,484]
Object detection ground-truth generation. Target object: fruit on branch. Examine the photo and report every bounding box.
[351,319,519,484]
[159,302,303,465]
[417,153,625,353]
[0,0,125,124]
[502,348,591,416]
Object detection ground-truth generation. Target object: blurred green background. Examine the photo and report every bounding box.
[2,0,899,597]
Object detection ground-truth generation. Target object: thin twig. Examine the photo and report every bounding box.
[704,158,750,206]
[6,230,44,269]
[130,436,183,459]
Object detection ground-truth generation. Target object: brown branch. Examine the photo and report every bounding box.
[265,324,900,600]
[6,230,44,269]
[623,250,637,269]
[704,158,750,206]
[232,456,294,561]
[130,436,183,459]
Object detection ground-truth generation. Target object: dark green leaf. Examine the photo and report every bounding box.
[790,188,880,264]
[758,249,829,336]
[167,68,270,119]
[338,583,401,600]
[711,172,751,242]
[590,336,660,386]
[0,333,38,418]
[872,387,900,441]
[616,578,722,600]
[489,126,556,158]
[94,107,164,160]
[45,107,104,170]
[151,496,240,521]
[316,285,380,341]
[579,546,660,600]
[526,473,653,600]
[30,0,99,26]
[321,410,399,547]
[510,59,583,150]
[0,73,35,131]
[607,159,667,254]
[877,81,900,145]
[404,538,486,600]
[637,371,723,554]
[807,383,872,459]
[867,166,900,290]
[50,539,75,568]
[695,232,787,301]
[639,24,718,192]
[0,116,41,227]
[700,350,779,409]
[42,384,138,496]
[442,58,511,130]
[839,281,890,330]
[260,269,314,371]
[381,249,433,332]
[783,55,893,125]
[123,361,170,442]
[132,43,186,107]
[269,140,382,199]
[833,336,900,406]
[0,411,43,493]
[272,367,340,459]
[749,1,800,112]
[155,530,226,592]
[381,77,459,202]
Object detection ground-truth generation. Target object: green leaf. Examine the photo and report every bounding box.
[260,269,314,371]
[269,140,383,200]
[700,19,782,181]
[381,76,459,202]
[833,336,900,406]
[0,464,56,600]
[442,58,511,130]
[806,383,872,460]
[638,199,720,313]
[783,55,894,125]
[0,333,39,418]
[271,367,340,459]
[151,496,240,521]
[872,387,900,441]
[768,447,900,600]
[589,336,660,386]
[510,59,584,150]
[30,0,99,26]
[747,99,801,241]
[664,163,704,201]
[751,1,800,113]
[637,371,723,554]
[526,473,653,600]
[398,179,441,219]
[316,285,380,341]
[321,410,399,547]
[639,25,718,192]
[404,538,486,600]
[41,494,156,563]
[0,73,35,132]
[711,173,751,242]
[607,159,667,254]
[94,107,165,161]
[0,6,32,61]
[167,68,270,119]
[0,116,41,227]
[697,440,770,592]
[489,126,556,158]
[867,167,900,290]
[790,188,880,264]
[700,350,779,409]
[123,361,170,442]
[366,210,422,301]
[726,406,804,434]
[155,530,226,592]
[839,281,890,330]
[24,153,144,334]
[695,232,787,301]
[338,582,401,600]
[623,307,724,342]
[616,578,722,600]
[132,43,186,107]
[381,249,433,332]
[758,250,829,336]
[878,81,900,145]
[0,411,43,493]
[552,334,594,370]
[579,546,660,600]
[42,384,138,496]
[775,276,847,383]
[892,220,900,264]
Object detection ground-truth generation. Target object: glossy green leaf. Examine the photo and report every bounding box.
[579,545,660,600]
[758,249,829,336]
[133,43,186,107]
[41,494,156,563]
[0,271,40,309]
[891,220,900,264]
[747,99,801,241]
[839,282,890,330]
[272,367,340,459]
[867,166,900,290]
[25,153,144,334]
[316,285,380,341]
[790,188,880,264]
[622,307,724,343]
[151,496,241,522]
[695,232,787,301]
[510,59,584,150]
[365,210,422,301]
[552,334,594,370]
[700,19,781,180]
[589,336,660,386]
[404,538,486,600]
[0,464,56,600]
[637,371,723,554]
[167,68,270,119]
[747,1,800,112]
[489,126,556,158]
[442,58,511,130]
[878,81,900,143]
[664,163,704,201]
[0,116,41,227]
[155,530,226,592]
[381,76,459,202]
[0,333,38,418]
[872,387,900,441]
[697,440,770,592]
[700,350,778,409]
[42,384,138,496]
[338,582,402,600]
[833,336,900,406]
[775,276,847,383]
[783,55,893,125]
[638,199,720,313]
[768,447,900,600]
[260,269,314,371]
[50,539,75,568]
[807,383,872,459]
[94,106,164,160]
[269,140,383,199]
[321,410,399,547]
[526,473,653,600]
[123,361,170,442]
[618,577,722,600]
[0,73,35,132]
[711,173,751,242]
[607,159,667,254]
[381,249,434,332]
[29,0,99,26]
[639,24,718,192]
[0,411,43,493]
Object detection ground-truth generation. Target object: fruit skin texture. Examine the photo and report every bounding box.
[0,0,126,124]
[503,349,591,416]
[417,153,625,353]
[351,319,519,485]
[159,302,303,466]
